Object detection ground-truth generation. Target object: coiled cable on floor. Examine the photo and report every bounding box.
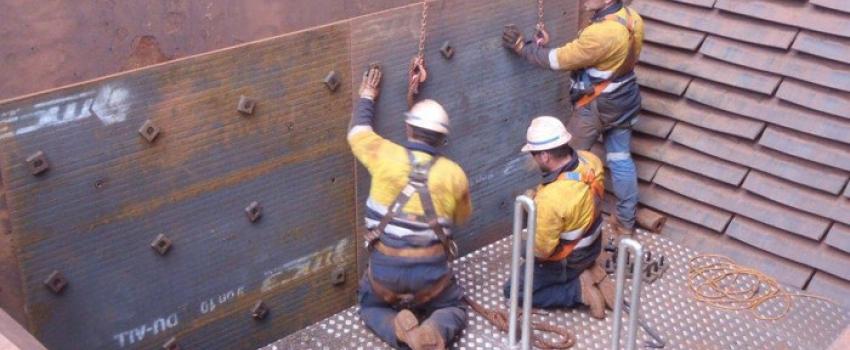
[686,254,835,321]
[463,296,576,349]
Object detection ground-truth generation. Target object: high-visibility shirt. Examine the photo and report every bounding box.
[348,128,472,243]
[549,5,644,83]
[533,150,605,260]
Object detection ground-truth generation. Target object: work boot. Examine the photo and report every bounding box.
[405,321,446,350]
[394,309,419,345]
[606,216,635,237]
[589,263,616,310]
[579,270,606,319]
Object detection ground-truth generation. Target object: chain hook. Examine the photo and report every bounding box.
[534,0,550,46]
[408,1,430,108]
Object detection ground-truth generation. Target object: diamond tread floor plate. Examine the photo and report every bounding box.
[265,230,850,349]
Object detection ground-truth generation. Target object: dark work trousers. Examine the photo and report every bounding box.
[567,78,641,229]
[357,242,467,349]
[502,236,602,309]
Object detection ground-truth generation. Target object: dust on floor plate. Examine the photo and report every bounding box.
[265,230,850,349]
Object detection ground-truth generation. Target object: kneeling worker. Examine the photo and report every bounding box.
[503,116,614,318]
[349,65,473,350]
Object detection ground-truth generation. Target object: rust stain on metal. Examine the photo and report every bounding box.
[0,0,418,101]
[81,142,341,233]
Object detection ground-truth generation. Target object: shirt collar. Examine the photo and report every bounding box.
[541,149,579,184]
[404,140,439,156]
[593,2,624,21]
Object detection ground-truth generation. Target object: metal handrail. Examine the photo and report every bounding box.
[508,195,535,350]
[611,238,645,350]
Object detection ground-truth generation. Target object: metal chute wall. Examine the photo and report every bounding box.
[0,1,579,349]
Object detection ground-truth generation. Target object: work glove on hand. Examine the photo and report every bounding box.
[359,64,383,101]
[502,24,526,55]
[503,25,552,69]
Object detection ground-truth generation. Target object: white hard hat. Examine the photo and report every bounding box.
[405,99,450,135]
[521,116,572,152]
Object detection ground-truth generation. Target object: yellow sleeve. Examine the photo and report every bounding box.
[347,129,393,174]
[533,189,564,258]
[453,176,472,226]
[552,24,614,71]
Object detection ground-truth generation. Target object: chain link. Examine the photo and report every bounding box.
[537,0,545,30]
[418,1,429,59]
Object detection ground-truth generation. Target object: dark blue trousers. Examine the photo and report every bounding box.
[357,248,467,349]
[502,237,602,309]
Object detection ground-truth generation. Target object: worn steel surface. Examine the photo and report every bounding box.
[0,0,417,101]
[0,22,357,349]
[0,169,26,326]
[348,0,579,273]
[269,229,850,349]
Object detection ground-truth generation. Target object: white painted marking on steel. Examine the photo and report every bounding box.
[261,238,350,293]
[112,313,178,347]
[0,84,131,140]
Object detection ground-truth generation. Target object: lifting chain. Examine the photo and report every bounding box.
[407,1,430,108]
[534,0,550,47]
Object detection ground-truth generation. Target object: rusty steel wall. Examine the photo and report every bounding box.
[0,1,581,348]
[0,0,417,102]
[0,23,358,349]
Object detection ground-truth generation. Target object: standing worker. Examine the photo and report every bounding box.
[502,116,614,318]
[349,65,473,350]
[502,0,644,236]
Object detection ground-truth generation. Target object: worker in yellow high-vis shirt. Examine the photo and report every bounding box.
[502,116,615,319]
[349,65,472,350]
[503,0,644,236]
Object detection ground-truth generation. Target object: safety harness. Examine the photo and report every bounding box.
[538,155,604,262]
[574,7,639,108]
[365,149,458,308]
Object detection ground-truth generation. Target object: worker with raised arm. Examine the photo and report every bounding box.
[349,65,472,350]
[503,0,644,236]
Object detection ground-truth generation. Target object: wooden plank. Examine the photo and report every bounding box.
[635,157,662,182]
[671,0,716,8]
[808,272,850,308]
[638,183,732,232]
[700,35,850,93]
[633,112,676,139]
[776,79,850,120]
[825,223,850,254]
[663,217,813,289]
[726,216,850,280]
[642,19,706,51]
[810,0,850,14]
[654,166,831,240]
[742,171,850,226]
[715,0,850,38]
[0,22,359,350]
[641,88,765,140]
[686,79,850,144]
[759,126,850,172]
[640,42,781,95]
[632,135,748,186]
[792,30,850,65]
[635,64,692,96]
[632,0,798,49]
[670,123,848,195]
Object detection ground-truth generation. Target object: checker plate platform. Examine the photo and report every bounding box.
[265,230,850,349]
